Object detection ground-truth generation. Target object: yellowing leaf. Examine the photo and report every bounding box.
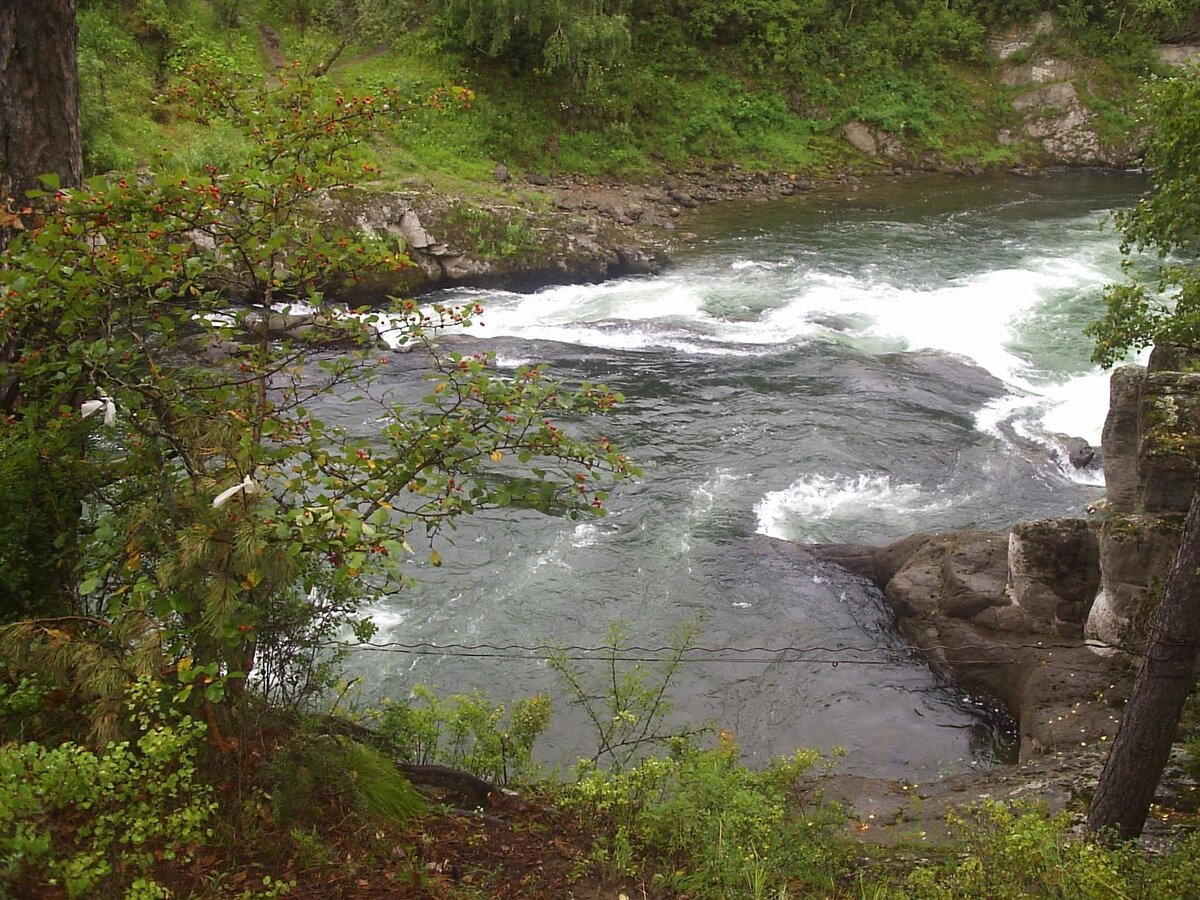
[490,450,503,462]
[429,549,442,567]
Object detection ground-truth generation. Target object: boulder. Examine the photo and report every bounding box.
[841,121,908,163]
[842,121,878,156]
[1085,514,1185,646]
[1138,371,1200,512]
[241,310,315,334]
[1056,435,1100,470]
[1006,518,1099,634]
[1157,44,1200,67]
[883,531,1009,621]
[1101,365,1146,513]
[398,210,435,251]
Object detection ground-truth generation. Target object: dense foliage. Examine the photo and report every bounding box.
[1088,64,1200,365]
[0,52,636,897]
[70,0,1199,180]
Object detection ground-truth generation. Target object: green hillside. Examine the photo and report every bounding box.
[78,0,1195,186]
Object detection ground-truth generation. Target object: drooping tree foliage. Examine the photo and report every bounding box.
[434,0,632,83]
[1088,66,1200,367]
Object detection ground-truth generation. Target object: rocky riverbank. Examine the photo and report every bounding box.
[310,14,1200,304]
[787,343,1200,844]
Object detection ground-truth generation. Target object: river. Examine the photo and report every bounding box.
[334,172,1144,778]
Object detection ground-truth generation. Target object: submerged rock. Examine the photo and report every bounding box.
[1054,434,1100,470]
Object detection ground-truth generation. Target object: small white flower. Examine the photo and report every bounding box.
[212,475,261,508]
[81,394,116,427]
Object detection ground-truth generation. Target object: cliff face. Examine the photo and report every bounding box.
[1086,346,1200,646]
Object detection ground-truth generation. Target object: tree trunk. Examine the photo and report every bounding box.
[1,0,81,411]
[0,0,82,203]
[1087,481,1200,839]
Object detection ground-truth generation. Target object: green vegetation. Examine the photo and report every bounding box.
[0,58,633,897]
[71,0,1189,186]
[373,685,552,783]
[1,680,215,898]
[565,742,845,898]
[1088,64,1200,366]
[5,1,1200,895]
[899,802,1200,898]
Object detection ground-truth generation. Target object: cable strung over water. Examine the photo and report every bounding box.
[342,638,1123,674]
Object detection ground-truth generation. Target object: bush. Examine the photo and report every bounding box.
[373,685,551,784]
[0,680,215,899]
[900,801,1200,898]
[564,739,845,898]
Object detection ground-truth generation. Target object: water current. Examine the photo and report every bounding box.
[334,172,1146,778]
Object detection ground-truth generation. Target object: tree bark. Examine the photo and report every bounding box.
[0,0,82,203]
[1087,481,1200,839]
[1,0,81,412]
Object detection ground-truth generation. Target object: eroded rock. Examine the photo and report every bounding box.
[1101,365,1146,513]
[1139,371,1200,512]
[1015,81,1109,166]
[1007,518,1099,633]
[1086,514,1185,646]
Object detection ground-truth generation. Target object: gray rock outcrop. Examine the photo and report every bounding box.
[1088,514,1185,646]
[800,347,1200,762]
[324,191,668,300]
[807,525,1125,762]
[1084,353,1198,646]
[1007,518,1100,633]
[989,14,1137,167]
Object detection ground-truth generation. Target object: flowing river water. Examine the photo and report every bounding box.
[334,172,1145,778]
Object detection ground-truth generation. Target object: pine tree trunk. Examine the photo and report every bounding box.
[1087,482,1200,839]
[0,0,82,203]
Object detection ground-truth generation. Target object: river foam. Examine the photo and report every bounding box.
[754,473,954,542]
